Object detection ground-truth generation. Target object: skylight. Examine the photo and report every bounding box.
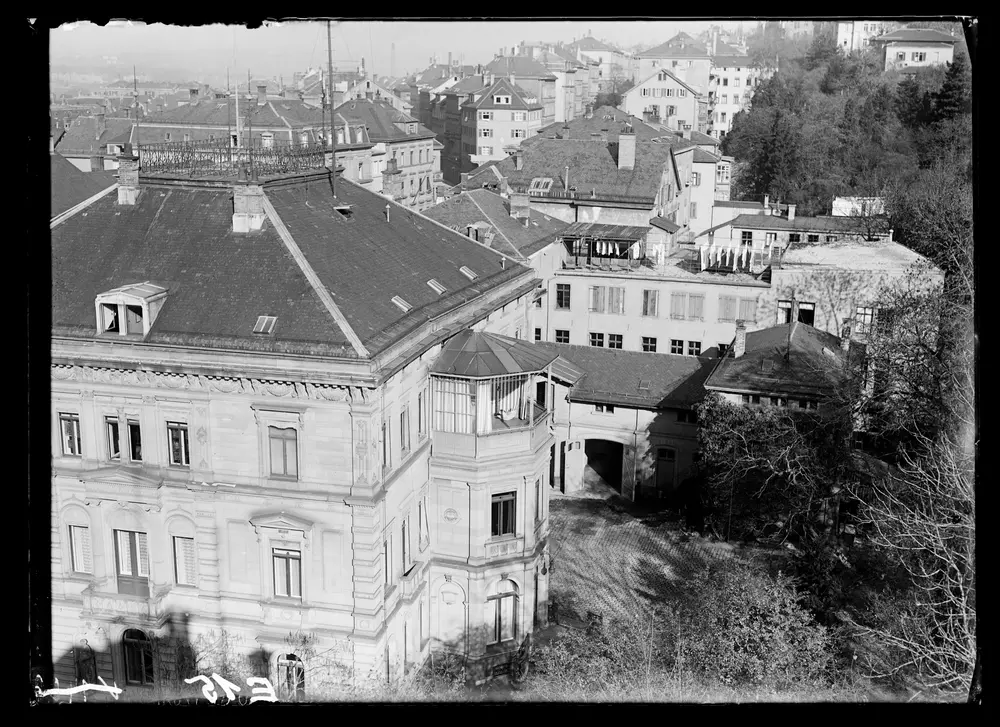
[253,316,277,334]
[459,266,479,281]
[391,296,413,312]
[427,279,447,295]
[334,205,354,220]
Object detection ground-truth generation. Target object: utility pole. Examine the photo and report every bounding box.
[328,20,337,197]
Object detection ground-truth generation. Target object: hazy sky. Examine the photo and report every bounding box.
[50,19,750,81]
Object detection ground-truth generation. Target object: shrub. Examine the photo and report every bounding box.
[673,559,831,688]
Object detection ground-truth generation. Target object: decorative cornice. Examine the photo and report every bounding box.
[51,364,368,402]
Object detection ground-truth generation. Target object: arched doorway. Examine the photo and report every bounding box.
[583,439,624,494]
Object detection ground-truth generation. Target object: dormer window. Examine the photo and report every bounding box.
[95,282,167,338]
[528,177,554,196]
[493,95,511,105]
[253,316,277,334]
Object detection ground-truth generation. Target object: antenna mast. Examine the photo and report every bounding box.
[227,68,232,166]
[328,20,336,196]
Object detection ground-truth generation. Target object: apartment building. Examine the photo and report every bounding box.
[484,54,558,127]
[49,146,553,695]
[334,98,439,209]
[55,113,136,172]
[871,27,958,72]
[565,35,629,95]
[462,79,545,172]
[620,68,701,133]
[707,46,762,140]
[836,20,901,53]
[635,33,712,95]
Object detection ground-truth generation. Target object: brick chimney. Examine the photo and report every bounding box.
[117,146,140,206]
[734,320,747,358]
[257,84,267,106]
[840,318,852,351]
[233,181,266,232]
[618,124,636,170]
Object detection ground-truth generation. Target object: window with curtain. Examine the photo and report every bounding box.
[739,297,758,323]
[588,286,606,313]
[718,295,738,322]
[432,376,475,433]
[642,289,658,317]
[687,294,705,321]
[492,375,524,421]
[608,286,625,315]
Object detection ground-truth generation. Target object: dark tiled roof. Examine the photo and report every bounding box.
[712,41,744,56]
[531,341,716,409]
[266,178,531,353]
[532,107,669,142]
[50,154,117,218]
[704,322,848,398]
[639,35,710,58]
[56,116,135,156]
[634,68,699,95]
[470,137,673,200]
[559,222,648,241]
[569,36,621,53]
[414,64,478,87]
[421,189,567,259]
[144,98,324,129]
[432,330,563,377]
[873,28,957,44]
[485,55,557,80]
[725,214,877,234]
[689,130,719,146]
[332,99,435,142]
[51,172,533,359]
[464,78,542,111]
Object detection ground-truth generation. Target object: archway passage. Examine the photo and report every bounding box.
[583,439,624,495]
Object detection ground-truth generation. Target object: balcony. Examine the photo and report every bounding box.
[433,404,551,461]
[506,181,654,206]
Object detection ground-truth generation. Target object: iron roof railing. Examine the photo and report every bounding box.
[138,138,330,177]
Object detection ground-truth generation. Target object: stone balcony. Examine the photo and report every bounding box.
[432,408,551,461]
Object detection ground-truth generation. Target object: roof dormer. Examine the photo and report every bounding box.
[94,282,168,338]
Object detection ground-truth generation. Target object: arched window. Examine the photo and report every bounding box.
[486,579,518,645]
[123,629,154,685]
[277,653,305,701]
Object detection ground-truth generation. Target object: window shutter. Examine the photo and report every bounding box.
[485,599,498,642]
[117,530,132,575]
[136,532,150,577]
[670,292,687,319]
[739,297,758,323]
[719,295,737,322]
[289,556,301,598]
[688,294,704,321]
[610,287,624,314]
[175,537,196,586]
[286,435,298,476]
[72,525,93,573]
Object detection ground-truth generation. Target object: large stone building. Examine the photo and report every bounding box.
[620,69,701,133]
[49,145,558,697]
[484,54,558,128]
[635,33,712,96]
[462,79,545,174]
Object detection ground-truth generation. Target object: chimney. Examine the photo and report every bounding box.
[460,172,470,185]
[189,87,199,103]
[512,148,524,170]
[257,84,267,107]
[763,194,770,214]
[510,72,516,88]
[841,319,852,351]
[90,155,103,172]
[787,203,796,221]
[618,124,636,170]
[232,181,265,232]
[385,203,390,222]
[95,111,106,140]
[117,146,140,206]
[585,104,593,119]
[888,228,894,243]
[510,191,530,218]
[734,320,747,358]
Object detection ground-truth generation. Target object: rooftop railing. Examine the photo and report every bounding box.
[139,138,330,177]
[507,181,654,205]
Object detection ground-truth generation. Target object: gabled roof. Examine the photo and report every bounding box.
[689,130,719,146]
[445,75,491,96]
[413,64,478,87]
[459,137,675,201]
[51,171,532,360]
[431,329,570,377]
[692,148,720,164]
[649,216,680,233]
[631,67,700,96]
[704,322,849,398]
[463,78,542,111]
[50,153,117,218]
[421,189,567,259]
[530,341,716,409]
[332,98,435,142]
[872,28,958,44]
[638,34,710,58]
[55,116,135,156]
[569,36,621,53]
[531,106,676,142]
[485,55,557,81]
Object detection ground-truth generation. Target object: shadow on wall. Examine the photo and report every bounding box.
[36,611,360,704]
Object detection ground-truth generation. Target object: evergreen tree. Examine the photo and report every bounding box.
[896,75,930,128]
[803,31,841,71]
[933,51,972,121]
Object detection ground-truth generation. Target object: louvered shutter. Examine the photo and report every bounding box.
[719,295,737,322]
[175,537,196,586]
[688,294,705,321]
[117,530,133,575]
[71,525,92,574]
[136,532,150,577]
[670,293,687,319]
[739,297,758,323]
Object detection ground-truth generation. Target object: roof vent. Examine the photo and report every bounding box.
[391,296,413,312]
[253,315,277,334]
[334,205,354,220]
[459,266,479,281]
[427,279,447,295]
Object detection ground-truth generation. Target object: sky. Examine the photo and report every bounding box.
[49,19,753,83]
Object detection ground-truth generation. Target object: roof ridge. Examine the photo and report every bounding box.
[466,192,521,258]
[50,181,118,228]
[261,194,369,358]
